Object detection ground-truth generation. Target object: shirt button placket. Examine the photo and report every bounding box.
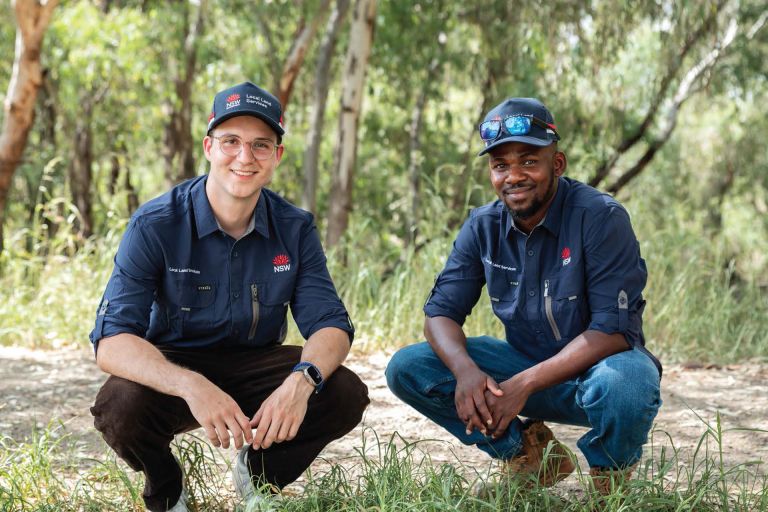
[230,240,244,342]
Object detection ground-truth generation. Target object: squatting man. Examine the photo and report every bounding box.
[386,97,662,494]
[89,82,369,512]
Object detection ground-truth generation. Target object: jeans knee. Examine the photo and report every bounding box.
[385,345,422,399]
[579,355,661,426]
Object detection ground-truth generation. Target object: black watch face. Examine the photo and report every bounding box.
[306,365,322,385]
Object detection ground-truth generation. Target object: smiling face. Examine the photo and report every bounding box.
[202,115,284,209]
[488,141,566,233]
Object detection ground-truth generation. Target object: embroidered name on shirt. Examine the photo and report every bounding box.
[483,257,516,272]
[273,254,291,273]
[168,267,201,274]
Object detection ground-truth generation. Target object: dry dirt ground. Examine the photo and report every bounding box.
[1,346,767,492]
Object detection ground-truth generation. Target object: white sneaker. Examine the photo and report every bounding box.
[165,488,189,512]
[232,447,278,511]
[164,455,189,512]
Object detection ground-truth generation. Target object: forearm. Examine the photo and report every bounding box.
[95,333,204,400]
[298,326,351,380]
[424,315,477,376]
[510,330,630,395]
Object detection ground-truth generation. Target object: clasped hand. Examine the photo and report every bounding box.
[455,368,529,439]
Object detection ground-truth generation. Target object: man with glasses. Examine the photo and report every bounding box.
[89,82,369,512]
[386,97,661,494]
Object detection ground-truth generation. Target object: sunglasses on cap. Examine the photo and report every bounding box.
[478,114,560,143]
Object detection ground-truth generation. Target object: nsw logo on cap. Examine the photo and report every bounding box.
[226,93,241,110]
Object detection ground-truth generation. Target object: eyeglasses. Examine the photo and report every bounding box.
[478,115,560,143]
[212,135,278,160]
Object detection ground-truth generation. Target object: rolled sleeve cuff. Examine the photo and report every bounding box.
[423,303,467,326]
[305,313,356,344]
[588,310,641,347]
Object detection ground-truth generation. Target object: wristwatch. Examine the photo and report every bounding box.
[292,362,324,393]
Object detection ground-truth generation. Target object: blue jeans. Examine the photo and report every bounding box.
[385,336,661,469]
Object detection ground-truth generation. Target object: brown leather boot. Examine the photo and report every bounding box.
[589,463,637,495]
[475,419,576,498]
[503,420,577,488]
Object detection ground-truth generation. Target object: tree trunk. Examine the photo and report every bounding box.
[125,164,139,215]
[68,98,95,239]
[163,0,206,185]
[0,0,58,255]
[277,0,333,109]
[407,58,441,247]
[301,0,350,214]
[325,0,376,248]
[449,61,499,223]
[108,153,120,196]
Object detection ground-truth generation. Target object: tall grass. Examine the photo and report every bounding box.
[1,420,766,511]
[0,182,766,362]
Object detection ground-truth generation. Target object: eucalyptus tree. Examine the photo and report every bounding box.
[0,0,58,255]
[325,0,377,248]
[45,1,162,239]
[301,0,350,216]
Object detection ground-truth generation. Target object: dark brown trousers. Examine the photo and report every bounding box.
[91,344,369,511]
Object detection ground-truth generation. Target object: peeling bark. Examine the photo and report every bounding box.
[0,0,58,255]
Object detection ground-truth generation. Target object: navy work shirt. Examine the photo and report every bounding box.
[424,177,661,373]
[90,176,354,350]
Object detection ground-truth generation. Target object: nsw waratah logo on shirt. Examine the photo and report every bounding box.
[273,254,291,273]
[561,247,571,266]
[226,93,241,109]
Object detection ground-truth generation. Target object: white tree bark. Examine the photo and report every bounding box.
[325,0,376,248]
[0,0,58,254]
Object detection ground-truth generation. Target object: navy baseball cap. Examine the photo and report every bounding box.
[206,82,285,137]
[477,97,560,156]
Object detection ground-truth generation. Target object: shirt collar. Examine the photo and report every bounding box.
[192,178,219,239]
[540,177,568,236]
[192,177,270,239]
[504,176,569,238]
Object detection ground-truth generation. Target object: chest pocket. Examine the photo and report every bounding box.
[543,275,587,342]
[249,278,293,344]
[487,270,520,318]
[173,281,217,337]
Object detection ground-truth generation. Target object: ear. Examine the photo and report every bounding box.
[202,136,213,162]
[274,144,285,166]
[553,150,567,177]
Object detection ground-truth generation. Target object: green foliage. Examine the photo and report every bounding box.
[1,1,767,359]
[1,420,767,510]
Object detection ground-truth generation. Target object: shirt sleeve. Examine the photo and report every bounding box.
[423,215,485,325]
[583,204,648,346]
[290,220,355,343]
[89,216,163,351]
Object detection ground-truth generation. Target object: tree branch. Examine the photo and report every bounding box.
[589,0,726,188]
[278,0,332,108]
[608,16,739,194]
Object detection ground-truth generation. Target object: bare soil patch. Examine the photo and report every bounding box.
[1,346,766,488]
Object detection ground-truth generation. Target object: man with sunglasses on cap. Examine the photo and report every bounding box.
[88,82,369,511]
[386,97,661,494]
